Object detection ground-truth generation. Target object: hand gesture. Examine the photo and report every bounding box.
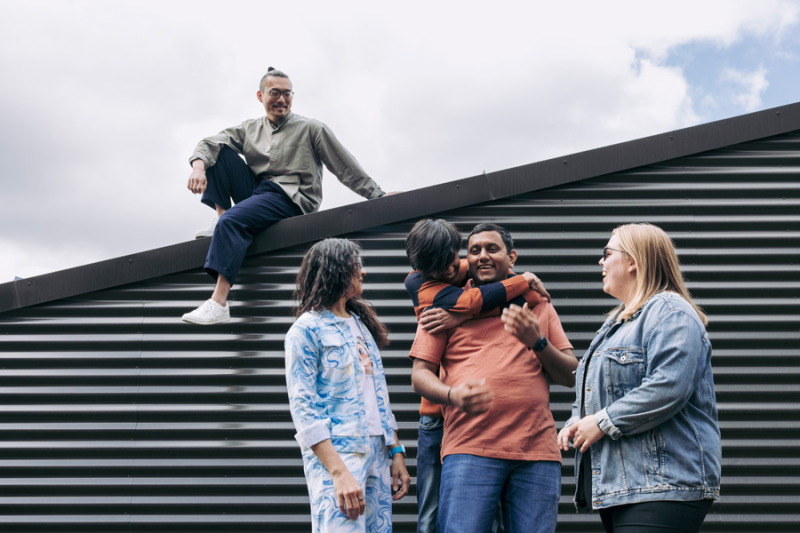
[558,423,578,451]
[521,273,551,302]
[391,454,411,500]
[571,415,605,453]
[420,308,470,333]
[501,303,542,348]
[332,469,365,520]
[187,165,207,194]
[450,379,494,415]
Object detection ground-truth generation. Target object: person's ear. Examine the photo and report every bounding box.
[257,91,264,104]
[508,249,518,268]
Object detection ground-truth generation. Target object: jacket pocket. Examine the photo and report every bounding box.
[319,333,354,385]
[642,427,666,482]
[604,348,645,402]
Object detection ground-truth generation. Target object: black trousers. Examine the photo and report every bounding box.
[599,499,713,533]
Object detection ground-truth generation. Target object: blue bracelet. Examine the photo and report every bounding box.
[389,445,405,458]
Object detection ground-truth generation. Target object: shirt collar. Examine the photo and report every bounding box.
[268,112,292,131]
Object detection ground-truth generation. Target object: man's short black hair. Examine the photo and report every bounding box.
[468,223,514,253]
[405,219,461,280]
[260,67,290,92]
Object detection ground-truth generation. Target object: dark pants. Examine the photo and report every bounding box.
[416,415,444,533]
[201,146,302,286]
[599,499,713,533]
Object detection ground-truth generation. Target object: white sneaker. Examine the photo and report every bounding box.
[194,217,218,239]
[181,299,230,325]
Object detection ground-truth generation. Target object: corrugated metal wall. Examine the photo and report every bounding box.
[1,131,799,532]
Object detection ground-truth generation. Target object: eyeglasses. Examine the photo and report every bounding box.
[267,89,294,99]
[602,247,627,260]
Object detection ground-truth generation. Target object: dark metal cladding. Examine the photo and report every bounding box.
[0,129,799,531]
[4,101,800,315]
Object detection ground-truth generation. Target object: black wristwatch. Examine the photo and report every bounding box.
[533,336,548,352]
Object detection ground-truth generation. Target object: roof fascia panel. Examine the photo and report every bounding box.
[3,102,800,313]
[486,103,799,200]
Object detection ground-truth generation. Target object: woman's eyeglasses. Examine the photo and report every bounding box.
[602,247,627,260]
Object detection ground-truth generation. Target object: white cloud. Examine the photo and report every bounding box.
[0,0,798,282]
[721,66,770,112]
[0,238,108,283]
[620,0,800,58]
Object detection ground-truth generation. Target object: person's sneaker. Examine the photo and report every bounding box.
[194,217,218,239]
[181,299,230,325]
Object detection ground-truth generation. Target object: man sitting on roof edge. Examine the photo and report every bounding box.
[182,67,398,325]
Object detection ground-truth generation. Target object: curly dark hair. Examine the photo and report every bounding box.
[293,238,389,348]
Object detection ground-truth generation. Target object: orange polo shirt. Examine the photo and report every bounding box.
[405,261,537,418]
[409,299,572,462]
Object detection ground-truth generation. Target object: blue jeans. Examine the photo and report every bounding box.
[416,415,444,533]
[202,146,302,286]
[437,454,560,533]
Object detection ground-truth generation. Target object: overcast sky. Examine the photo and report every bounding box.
[2,0,799,283]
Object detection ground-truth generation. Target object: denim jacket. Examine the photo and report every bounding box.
[285,310,398,453]
[566,292,721,510]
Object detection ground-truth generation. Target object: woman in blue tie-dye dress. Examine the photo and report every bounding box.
[285,238,411,533]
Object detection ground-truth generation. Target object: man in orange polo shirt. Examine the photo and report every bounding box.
[404,219,550,533]
[409,223,578,533]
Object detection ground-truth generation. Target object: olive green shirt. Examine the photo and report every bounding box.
[189,112,384,214]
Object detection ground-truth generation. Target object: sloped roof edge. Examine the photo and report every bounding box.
[2,101,799,314]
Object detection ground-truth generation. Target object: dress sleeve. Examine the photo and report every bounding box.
[284,322,332,449]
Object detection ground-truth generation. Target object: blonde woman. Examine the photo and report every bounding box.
[558,223,721,532]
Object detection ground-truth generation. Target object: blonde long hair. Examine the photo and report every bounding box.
[611,223,708,325]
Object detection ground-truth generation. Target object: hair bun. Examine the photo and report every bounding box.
[267,66,275,72]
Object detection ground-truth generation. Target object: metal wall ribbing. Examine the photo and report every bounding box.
[0,132,799,532]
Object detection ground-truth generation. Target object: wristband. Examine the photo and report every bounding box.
[389,445,406,458]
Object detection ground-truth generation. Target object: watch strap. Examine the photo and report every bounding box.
[533,336,548,352]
